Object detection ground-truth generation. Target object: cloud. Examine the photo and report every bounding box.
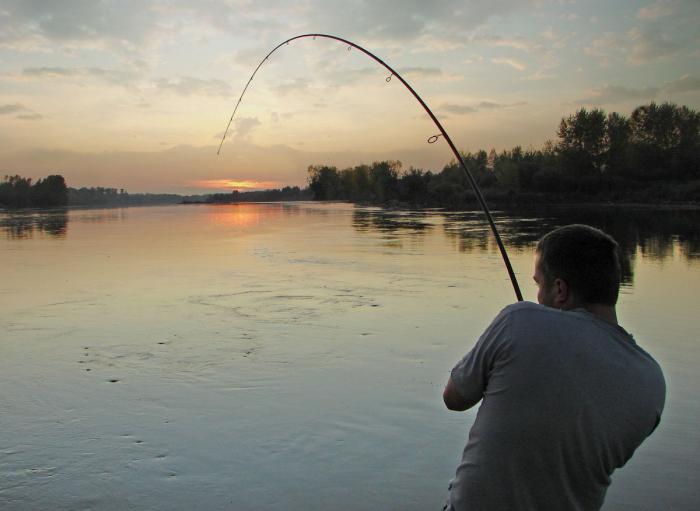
[637,1,677,20]
[439,100,525,115]
[466,24,573,59]
[663,75,700,93]
[575,74,700,104]
[306,0,536,43]
[0,103,41,120]
[232,46,269,67]
[317,65,455,91]
[19,66,234,97]
[0,103,27,115]
[477,100,526,109]
[584,28,685,66]
[627,27,683,65]
[491,58,526,71]
[0,0,552,72]
[473,34,540,52]
[524,69,556,81]
[271,78,310,96]
[232,116,261,140]
[411,34,466,53]
[575,84,660,104]
[583,33,621,64]
[1,0,537,58]
[539,27,574,49]
[560,13,580,21]
[315,66,376,87]
[21,66,140,87]
[0,0,162,54]
[440,104,477,115]
[155,76,232,97]
[396,67,444,78]
[22,67,76,78]
[16,113,43,120]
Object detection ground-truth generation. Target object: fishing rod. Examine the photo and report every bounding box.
[218,33,523,302]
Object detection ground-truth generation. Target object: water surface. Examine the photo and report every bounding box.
[1,203,698,510]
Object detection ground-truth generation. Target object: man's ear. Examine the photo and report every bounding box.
[553,277,569,308]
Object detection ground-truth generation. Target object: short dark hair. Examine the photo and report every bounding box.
[536,224,621,306]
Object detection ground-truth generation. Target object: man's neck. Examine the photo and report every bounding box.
[581,303,618,325]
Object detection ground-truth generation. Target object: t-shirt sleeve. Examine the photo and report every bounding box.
[450,305,513,406]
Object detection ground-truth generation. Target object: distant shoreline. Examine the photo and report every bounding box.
[5,198,700,213]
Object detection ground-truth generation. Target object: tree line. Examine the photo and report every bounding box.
[308,102,700,206]
[0,176,184,208]
[188,186,312,204]
[67,187,182,206]
[4,102,698,209]
[0,174,68,207]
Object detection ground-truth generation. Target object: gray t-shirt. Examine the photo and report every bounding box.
[448,301,665,511]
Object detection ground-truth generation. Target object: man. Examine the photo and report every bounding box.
[443,224,665,510]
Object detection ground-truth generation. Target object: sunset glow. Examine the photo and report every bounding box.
[205,203,283,228]
[188,179,283,191]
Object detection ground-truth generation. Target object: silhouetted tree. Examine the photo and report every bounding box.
[31,175,68,207]
[604,112,630,176]
[202,186,310,203]
[303,103,700,206]
[628,102,700,180]
[369,160,401,202]
[308,165,341,200]
[398,168,430,204]
[428,163,471,208]
[557,108,607,179]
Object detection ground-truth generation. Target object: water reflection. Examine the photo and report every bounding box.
[352,208,434,234]
[1,210,69,239]
[353,208,435,249]
[353,205,700,286]
[206,204,270,228]
[442,210,640,284]
[71,209,125,224]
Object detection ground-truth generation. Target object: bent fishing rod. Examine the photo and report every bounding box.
[218,33,523,302]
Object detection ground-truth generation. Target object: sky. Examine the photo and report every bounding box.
[1,0,699,193]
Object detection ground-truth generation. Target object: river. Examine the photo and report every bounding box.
[1,202,698,510]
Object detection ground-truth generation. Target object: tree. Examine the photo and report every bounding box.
[398,168,430,204]
[429,162,471,207]
[557,108,607,178]
[0,175,33,207]
[628,102,700,179]
[307,165,340,200]
[604,112,630,176]
[369,160,400,202]
[671,105,700,179]
[31,174,68,207]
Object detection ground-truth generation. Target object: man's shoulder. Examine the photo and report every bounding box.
[498,300,553,320]
[481,302,556,343]
[500,301,603,326]
[495,301,613,341]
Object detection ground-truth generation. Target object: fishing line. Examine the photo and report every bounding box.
[218,33,523,302]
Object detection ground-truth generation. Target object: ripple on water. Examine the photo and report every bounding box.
[188,285,377,324]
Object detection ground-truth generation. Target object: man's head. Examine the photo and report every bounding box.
[534,224,621,309]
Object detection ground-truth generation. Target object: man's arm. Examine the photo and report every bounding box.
[444,305,514,412]
[443,376,479,411]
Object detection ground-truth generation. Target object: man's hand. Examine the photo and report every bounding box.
[443,377,474,411]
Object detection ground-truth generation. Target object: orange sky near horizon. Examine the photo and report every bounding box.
[189,179,283,191]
